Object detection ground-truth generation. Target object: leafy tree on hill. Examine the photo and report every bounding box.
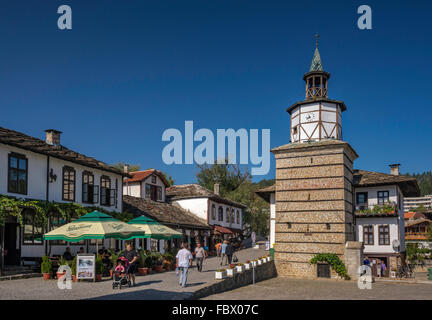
[405,171,432,196]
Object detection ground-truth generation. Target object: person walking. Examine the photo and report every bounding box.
[220,240,228,266]
[381,261,387,277]
[225,240,234,265]
[176,242,193,288]
[194,243,206,272]
[215,240,222,257]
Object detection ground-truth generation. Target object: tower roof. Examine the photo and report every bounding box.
[309,47,324,72]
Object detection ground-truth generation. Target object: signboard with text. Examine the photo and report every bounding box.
[76,254,95,280]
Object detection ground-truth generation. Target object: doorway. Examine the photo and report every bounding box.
[4,223,20,265]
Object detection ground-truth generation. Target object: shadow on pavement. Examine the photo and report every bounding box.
[87,288,194,300]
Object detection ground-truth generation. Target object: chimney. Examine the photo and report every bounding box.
[214,183,220,196]
[45,129,62,146]
[389,164,400,176]
[124,164,130,174]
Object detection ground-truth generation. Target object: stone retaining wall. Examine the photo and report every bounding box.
[191,261,277,299]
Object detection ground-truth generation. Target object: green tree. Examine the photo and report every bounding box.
[405,171,432,196]
[195,160,269,237]
[161,172,175,187]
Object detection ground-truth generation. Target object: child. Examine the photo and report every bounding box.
[114,259,125,274]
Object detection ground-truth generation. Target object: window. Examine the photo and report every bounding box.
[226,208,230,222]
[363,225,374,245]
[22,210,43,245]
[49,213,67,245]
[100,176,111,206]
[218,207,223,221]
[379,225,390,245]
[293,126,298,135]
[8,153,28,194]
[231,209,235,223]
[62,166,75,201]
[356,192,368,210]
[236,210,240,224]
[145,184,151,198]
[82,171,99,204]
[211,205,216,220]
[157,186,162,201]
[377,191,389,205]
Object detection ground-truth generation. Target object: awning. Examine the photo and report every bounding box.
[214,225,233,235]
[213,225,243,235]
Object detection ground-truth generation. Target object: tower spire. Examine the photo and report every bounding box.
[310,34,323,72]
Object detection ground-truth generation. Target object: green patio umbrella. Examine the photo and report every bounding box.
[127,215,182,240]
[44,211,146,244]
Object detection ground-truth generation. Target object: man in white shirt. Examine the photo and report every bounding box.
[176,242,193,288]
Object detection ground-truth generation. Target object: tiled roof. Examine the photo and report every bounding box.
[405,218,432,228]
[123,195,210,230]
[124,169,170,187]
[353,170,420,197]
[166,184,247,208]
[271,139,356,156]
[0,126,125,176]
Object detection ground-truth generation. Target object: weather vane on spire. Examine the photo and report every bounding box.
[315,33,319,49]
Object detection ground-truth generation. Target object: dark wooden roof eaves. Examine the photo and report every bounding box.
[0,126,126,176]
[286,97,347,114]
[123,195,210,230]
[166,184,247,209]
[353,170,420,197]
[255,185,275,202]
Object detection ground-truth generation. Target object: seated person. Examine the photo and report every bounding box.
[114,259,125,274]
[63,247,73,261]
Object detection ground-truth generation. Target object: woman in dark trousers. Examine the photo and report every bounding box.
[225,241,234,265]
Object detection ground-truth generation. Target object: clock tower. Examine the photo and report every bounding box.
[288,35,346,143]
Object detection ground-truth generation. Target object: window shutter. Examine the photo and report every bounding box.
[109,189,116,206]
[93,185,99,204]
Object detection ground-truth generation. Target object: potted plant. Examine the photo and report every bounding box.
[110,252,119,279]
[215,268,227,280]
[41,255,52,280]
[244,260,251,270]
[95,256,104,281]
[226,264,237,277]
[236,263,244,273]
[153,254,164,273]
[138,250,149,275]
[56,256,69,279]
[256,258,262,266]
[144,255,154,274]
[261,256,267,263]
[71,256,78,282]
[266,254,271,262]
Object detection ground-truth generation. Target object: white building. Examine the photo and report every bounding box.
[404,195,432,212]
[0,127,126,267]
[166,184,246,248]
[122,170,212,253]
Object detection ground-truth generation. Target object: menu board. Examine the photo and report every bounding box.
[76,254,95,280]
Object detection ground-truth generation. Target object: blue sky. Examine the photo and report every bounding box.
[0,0,431,184]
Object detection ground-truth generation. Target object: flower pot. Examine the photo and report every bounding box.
[244,263,251,270]
[72,275,78,282]
[261,258,267,264]
[215,270,227,279]
[56,271,66,279]
[148,268,152,274]
[257,260,262,266]
[251,261,256,267]
[154,265,163,273]
[42,273,52,280]
[226,268,237,277]
[266,256,271,262]
[236,265,244,273]
[95,274,102,282]
[138,267,148,275]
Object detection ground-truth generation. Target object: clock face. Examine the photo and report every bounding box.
[305,112,316,122]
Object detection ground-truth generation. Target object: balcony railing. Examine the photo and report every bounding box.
[355,202,397,215]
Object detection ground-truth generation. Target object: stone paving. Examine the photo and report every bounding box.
[0,248,266,300]
[202,276,432,300]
